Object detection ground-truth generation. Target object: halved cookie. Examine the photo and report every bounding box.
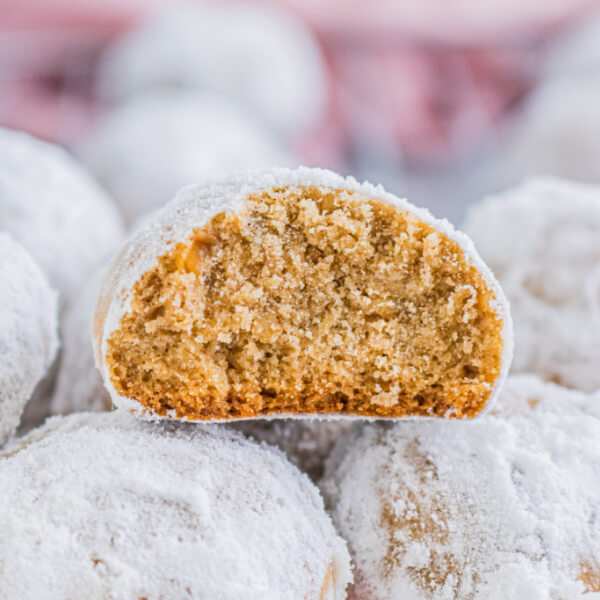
[94,168,512,421]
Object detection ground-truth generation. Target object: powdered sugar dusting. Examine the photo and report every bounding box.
[321,374,600,599]
[0,411,352,599]
[0,234,58,446]
[94,167,512,420]
[0,127,125,304]
[51,269,111,415]
[233,419,351,481]
[464,177,600,391]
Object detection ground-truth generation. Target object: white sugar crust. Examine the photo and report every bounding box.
[232,419,351,481]
[464,176,600,391]
[0,234,58,446]
[320,374,600,600]
[0,410,352,599]
[0,127,125,304]
[94,167,513,421]
[51,268,111,415]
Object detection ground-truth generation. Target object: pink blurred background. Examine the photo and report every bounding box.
[2,0,600,219]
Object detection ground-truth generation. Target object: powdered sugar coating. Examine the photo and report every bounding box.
[0,410,352,599]
[487,79,600,187]
[464,177,600,391]
[98,3,327,139]
[0,127,125,304]
[0,234,58,446]
[93,166,512,421]
[321,374,600,600]
[233,419,351,481]
[51,269,110,415]
[80,92,294,224]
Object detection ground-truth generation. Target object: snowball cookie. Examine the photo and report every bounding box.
[487,78,600,188]
[464,177,600,391]
[51,269,110,415]
[0,127,125,304]
[94,167,512,422]
[321,374,600,600]
[80,92,294,224]
[0,411,351,599]
[0,234,58,446]
[233,419,351,481]
[97,3,327,139]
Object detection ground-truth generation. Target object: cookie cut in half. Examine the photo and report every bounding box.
[94,168,512,421]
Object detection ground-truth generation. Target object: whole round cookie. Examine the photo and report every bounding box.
[321,374,600,599]
[51,269,110,415]
[0,411,351,599]
[97,3,327,139]
[233,419,351,481]
[0,127,125,304]
[94,167,512,422]
[487,78,600,187]
[80,92,294,224]
[0,234,58,446]
[463,176,600,391]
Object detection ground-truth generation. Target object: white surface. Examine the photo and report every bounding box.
[321,374,600,599]
[0,127,125,304]
[0,411,351,599]
[0,234,58,446]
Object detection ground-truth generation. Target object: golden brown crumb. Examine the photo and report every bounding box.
[580,559,600,593]
[318,562,336,600]
[106,185,504,419]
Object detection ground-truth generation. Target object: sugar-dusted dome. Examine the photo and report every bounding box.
[98,3,327,139]
[464,176,600,391]
[0,127,124,304]
[0,233,58,446]
[80,92,293,224]
[321,375,600,599]
[0,411,351,599]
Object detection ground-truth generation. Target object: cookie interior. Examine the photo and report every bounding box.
[106,185,505,419]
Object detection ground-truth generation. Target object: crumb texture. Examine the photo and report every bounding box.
[107,185,504,420]
[0,411,351,599]
[320,375,600,600]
